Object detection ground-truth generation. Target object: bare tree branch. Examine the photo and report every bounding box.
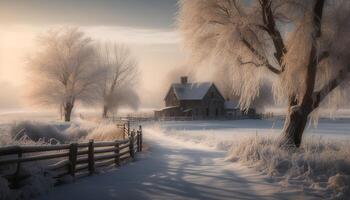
[97,42,139,117]
[260,0,287,69]
[240,34,281,74]
[238,57,281,74]
[302,0,326,109]
[312,70,347,109]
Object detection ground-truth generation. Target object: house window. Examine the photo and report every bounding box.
[206,108,209,117]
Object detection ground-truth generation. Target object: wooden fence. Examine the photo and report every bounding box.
[0,124,143,188]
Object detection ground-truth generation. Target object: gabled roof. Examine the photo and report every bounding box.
[165,82,223,101]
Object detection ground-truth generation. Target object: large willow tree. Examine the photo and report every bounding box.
[178,0,350,147]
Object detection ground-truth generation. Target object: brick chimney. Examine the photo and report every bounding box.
[181,76,188,84]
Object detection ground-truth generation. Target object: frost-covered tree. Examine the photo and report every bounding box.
[178,0,350,147]
[214,65,274,110]
[214,64,238,100]
[28,27,104,122]
[97,42,139,118]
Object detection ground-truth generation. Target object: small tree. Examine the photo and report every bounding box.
[97,42,139,118]
[28,27,104,121]
[178,0,350,147]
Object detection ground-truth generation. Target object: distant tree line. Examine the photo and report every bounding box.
[28,27,139,122]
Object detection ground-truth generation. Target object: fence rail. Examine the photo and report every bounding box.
[0,124,143,188]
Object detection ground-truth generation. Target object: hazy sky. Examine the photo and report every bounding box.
[0,0,186,110]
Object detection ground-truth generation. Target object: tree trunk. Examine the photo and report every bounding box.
[279,0,326,148]
[280,105,309,148]
[280,92,316,148]
[64,102,74,122]
[102,105,109,118]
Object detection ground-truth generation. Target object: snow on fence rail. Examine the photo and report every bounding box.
[0,124,143,188]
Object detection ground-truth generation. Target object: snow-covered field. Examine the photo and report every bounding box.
[148,118,350,140]
[1,111,350,199]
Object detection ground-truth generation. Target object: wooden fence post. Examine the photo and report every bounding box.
[129,131,135,159]
[13,149,22,188]
[127,121,130,137]
[136,131,140,152]
[69,143,78,177]
[88,140,94,175]
[123,121,130,139]
[139,125,143,152]
[123,123,126,140]
[114,141,120,166]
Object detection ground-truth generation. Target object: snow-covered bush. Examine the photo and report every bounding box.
[0,119,125,146]
[227,136,350,199]
[10,121,68,144]
[62,121,92,141]
[84,122,124,141]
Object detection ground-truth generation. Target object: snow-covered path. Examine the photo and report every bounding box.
[36,127,319,200]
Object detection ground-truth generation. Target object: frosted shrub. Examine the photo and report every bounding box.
[85,122,124,141]
[228,136,350,199]
[2,120,124,145]
[63,123,90,141]
[10,121,68,144]
[0,133,11,146]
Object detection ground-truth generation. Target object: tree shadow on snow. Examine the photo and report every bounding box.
[37,137,318,200]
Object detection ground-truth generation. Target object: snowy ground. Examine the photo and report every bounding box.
[1,111,349,199]
[141,120,350,199]
[149,118,350,140]
[33,118,350,200]
[35,124,320,200]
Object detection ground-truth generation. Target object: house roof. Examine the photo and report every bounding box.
[167,82,215,100]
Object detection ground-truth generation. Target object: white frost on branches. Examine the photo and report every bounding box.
[178,0,350,111]
[96,42,139,117]
[28,27,105,121]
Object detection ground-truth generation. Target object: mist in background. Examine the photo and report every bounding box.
[1,0,348,115]
[0,0,185,112]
